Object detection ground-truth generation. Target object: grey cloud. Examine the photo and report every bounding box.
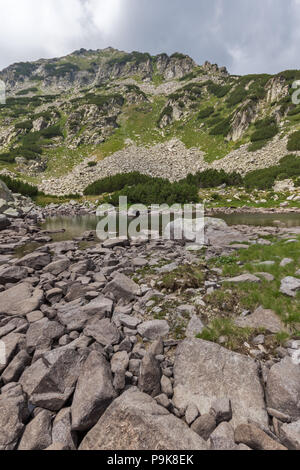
[0,0,300,74]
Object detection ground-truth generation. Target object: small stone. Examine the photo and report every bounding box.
[185,403,199,425]
[191,414,217,441]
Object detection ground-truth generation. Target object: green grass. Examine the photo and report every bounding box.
[211,236,300,328]
[197,318,254,351]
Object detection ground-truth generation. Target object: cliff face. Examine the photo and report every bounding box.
[0,47,299,183]
[0,49,197,93]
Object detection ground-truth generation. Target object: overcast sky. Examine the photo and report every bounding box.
[1,0,300,75]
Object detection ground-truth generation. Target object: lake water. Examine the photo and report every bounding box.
[41,212,300,243]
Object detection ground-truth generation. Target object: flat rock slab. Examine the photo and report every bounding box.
[15,252,51,270]
[0,283,43,316]
[266,357,300,422]
[224,274,261,284]
[79,388,207,450]
[235,306,286,334]
[280,277,300,297]
[137,320,170,340]
[173,339,268,428]
[103,273,141,301]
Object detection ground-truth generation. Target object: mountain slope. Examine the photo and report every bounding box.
[0,48,300,194]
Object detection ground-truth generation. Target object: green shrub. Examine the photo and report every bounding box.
[244,154,300,189]
[87,161,97,167]
[15,120,33,131]
[182,169,243,188]
[16,87,38,96]
[226,86,248,106]
[44,62,80,77]
[197,107,214,119]
[0,175,38,197]
[251,124,278,142]
[209,117,232,136]
[84,172,153,195]
[207,82,231,98]
[287,130,300,151]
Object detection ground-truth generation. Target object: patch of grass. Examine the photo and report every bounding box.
[159,264,205,292]
[197,318,254,351]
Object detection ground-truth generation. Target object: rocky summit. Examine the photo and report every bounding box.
[0,48,300,195]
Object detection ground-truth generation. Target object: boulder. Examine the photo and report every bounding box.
[210,398,232,424]
[234,423,287,451]
[0,391,28,450]
[0,214,10,230]
[185,315,205,338]
[191,414,217,441]
[0,179,13,202]
[0,332,26,374]
[15,252,51,270]
[224,274,261,284]
[137,320,170,341]
[235,306,286,334]
[52,408,77,450]
[71,351,117,432]
[83,318,120,346]
[26,318,65,353]
[19,347,82,411]
[266,357,300,421]
[44,258,71,276]
[173,339,268,428]
[103,273,141,301]
[1,350,31,384]
[280,277,300,297]
[79,388,207,450]
[138,351,161,397]
[0,265,28,284]
[209,422,237,450]
[18,410,53,450]
[0,282,43,316]
[280,420,300,450]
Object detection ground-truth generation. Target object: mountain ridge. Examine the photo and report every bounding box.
[0,47,299,195]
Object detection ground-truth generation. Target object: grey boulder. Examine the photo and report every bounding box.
[71,351,117,432]
[79,388,207,450]
[173,339,268,428]
[266,357,300,421]
[0,282,43,316]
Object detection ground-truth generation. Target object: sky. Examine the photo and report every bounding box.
[1,0,300,75]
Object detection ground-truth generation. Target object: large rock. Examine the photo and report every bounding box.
[234,423,287,451]
[103,273,141,301]
[18,409,53,450]
[280,277,300,297]
[137,320,170,340]
[164,217,228,244]
[0,282,43,316]
[0,332,26,374]
[15,251,51,270]
[138,351,161,397]
[19,347,82,411]
[71,351,117,432]
[26,318,65,353]
[235,306,286,334]
[280,420,300,450]
[225,273,261,284]
[0,265,28,284]
[0,391,28,450]
[0,179,13,202]
[79,388,207,450]
[52,408,77,450]
[266,357,300,421]
[173,339,268,428]
[83,318,120,346]
[44,257,70,276]
[0,214,10,230]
